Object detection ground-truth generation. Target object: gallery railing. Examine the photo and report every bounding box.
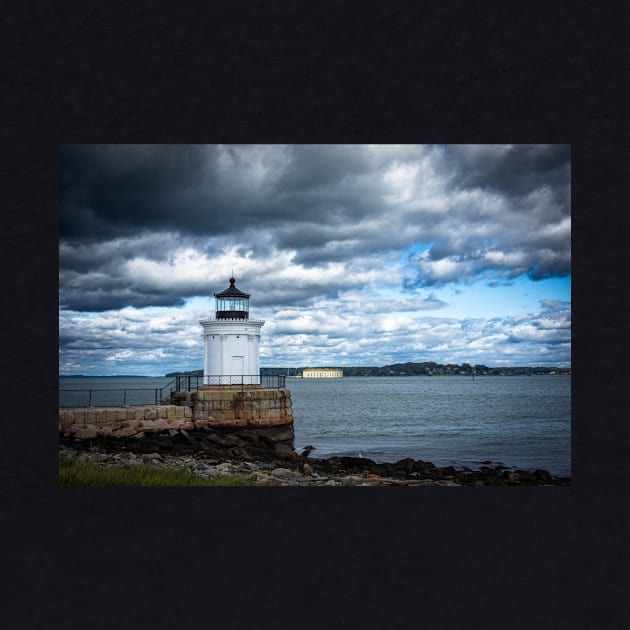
[175,374,286,391]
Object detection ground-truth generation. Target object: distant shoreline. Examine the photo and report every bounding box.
[59,362,571,379]
[59,375,155,378]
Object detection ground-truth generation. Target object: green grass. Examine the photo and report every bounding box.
[58,454,254,486]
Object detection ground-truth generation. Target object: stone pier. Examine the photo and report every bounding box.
[174,387,293,427]
[59,388,294,449]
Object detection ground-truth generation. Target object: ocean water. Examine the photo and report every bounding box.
[289,376,571,475]
[59,375,571,475]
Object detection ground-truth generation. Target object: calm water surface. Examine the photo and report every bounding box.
[289,376,571,475]
[60,375,571,475]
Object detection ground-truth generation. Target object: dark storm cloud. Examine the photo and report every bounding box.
[274,144,372,192]
[59,144,371,242]
[60,145,225,239]
[447,144,571,202]
[61,287,186,312]
[59,144,571,311]
[60,144,390,246]
[60,232,176,272]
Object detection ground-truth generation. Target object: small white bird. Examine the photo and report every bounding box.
[358,451,363,458]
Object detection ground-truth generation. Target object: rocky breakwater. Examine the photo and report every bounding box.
[59,430,571,486]
[307,455,570,486]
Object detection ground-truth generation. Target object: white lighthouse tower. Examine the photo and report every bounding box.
[199,277,265,386]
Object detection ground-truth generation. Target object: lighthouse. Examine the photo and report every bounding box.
[199,277,265,386]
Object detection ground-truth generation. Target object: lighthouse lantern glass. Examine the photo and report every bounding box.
[216,296,248,312]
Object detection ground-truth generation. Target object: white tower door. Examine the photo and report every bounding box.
[232,355,244,377]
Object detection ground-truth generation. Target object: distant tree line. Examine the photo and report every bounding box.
[333,362,571,376]
[165,369,204,377]
[166,363,570,377]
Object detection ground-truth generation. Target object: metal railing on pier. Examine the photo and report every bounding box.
[59,378,179,409]
[59,374,286,408]
[175,374,286,392]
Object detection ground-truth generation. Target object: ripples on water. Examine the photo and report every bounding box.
[59,375,571,475]
[289,376,571,475]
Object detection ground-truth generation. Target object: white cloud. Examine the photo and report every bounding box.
[59,144,571,372]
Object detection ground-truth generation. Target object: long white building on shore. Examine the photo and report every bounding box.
[302,368,343,378]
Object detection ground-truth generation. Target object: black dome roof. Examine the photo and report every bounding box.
[214,277,250,298]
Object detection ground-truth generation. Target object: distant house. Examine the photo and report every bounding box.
[302,368,343,379]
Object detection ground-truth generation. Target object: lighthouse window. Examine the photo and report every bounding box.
[217,297,247,311]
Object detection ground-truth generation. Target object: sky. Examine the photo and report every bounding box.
[59,144,571,376]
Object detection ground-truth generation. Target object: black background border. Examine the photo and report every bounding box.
[2,1,628,628]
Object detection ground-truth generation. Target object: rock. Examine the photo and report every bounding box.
[240,462,259,471]
[112,427,138,438]
[339,456,378,472]
[265,426,295,443]
[507,469,538,484]
[273,443,294,458]
[233,430,260,444]
[271,467,294,480]
[58,440,570,487]
[394,457,416,473]
[74,428,98,440]
[440,466,457,476]
[214,462,234,474]
[533,469,553,482]
[257,434,276,448]
[413,460,436,474]
[204,433,230,447]
[177,429,195,445]
[142,453,163,464]
[221,433,246,447]
[121,419,143,430]
[230,447,250,459]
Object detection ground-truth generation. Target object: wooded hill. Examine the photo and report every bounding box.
[166,363,570,377]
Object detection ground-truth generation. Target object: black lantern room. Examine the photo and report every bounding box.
[214,277,250,320]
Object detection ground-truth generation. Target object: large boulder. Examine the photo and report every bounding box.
[533,469,553,483]
[273,443,295,458]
